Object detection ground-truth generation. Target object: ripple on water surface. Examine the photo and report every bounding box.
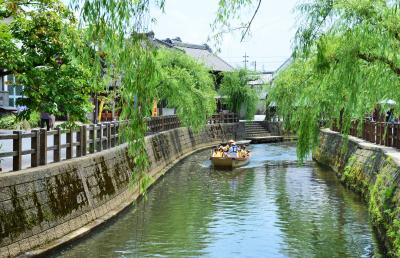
[53,142,384,258]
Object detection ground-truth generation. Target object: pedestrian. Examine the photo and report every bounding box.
[386,108,395,123]
[372,104,381,122]
[40,112,51,131]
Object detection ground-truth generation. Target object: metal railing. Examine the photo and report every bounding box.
[0,114,237,172]
[332,120,400,148]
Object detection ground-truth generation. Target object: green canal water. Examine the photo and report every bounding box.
[53,143,384,258]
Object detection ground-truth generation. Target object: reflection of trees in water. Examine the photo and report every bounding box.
[55,146,383,258]
[128,152,218,257]
[267,164,379,258]
[208,166,256,216]
[126,149,256,256]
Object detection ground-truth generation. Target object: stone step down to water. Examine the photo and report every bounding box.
[246,135,284,144]
[244,121,275,143]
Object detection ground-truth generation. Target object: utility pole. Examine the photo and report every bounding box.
[253,61,257,72]
[243,53,249,70]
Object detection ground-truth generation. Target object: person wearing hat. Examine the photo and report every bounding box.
[227,140,238,157]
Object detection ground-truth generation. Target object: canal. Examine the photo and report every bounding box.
[52,143,384,257]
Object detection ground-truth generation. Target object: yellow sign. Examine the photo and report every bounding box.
[152,98,158,117]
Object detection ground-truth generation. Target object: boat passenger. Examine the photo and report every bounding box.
[213,148,223,158]
[228,143,238,158]
[238,149,245,158]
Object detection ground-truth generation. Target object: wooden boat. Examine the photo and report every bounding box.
[211,155,250,169]
[210,140,251,169]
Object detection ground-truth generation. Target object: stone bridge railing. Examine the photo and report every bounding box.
[0,114,238,172]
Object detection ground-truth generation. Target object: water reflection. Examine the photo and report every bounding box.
[53,143,383,258]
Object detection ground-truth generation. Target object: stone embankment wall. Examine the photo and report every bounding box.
[0,123,244,257]
[263,121,283,136]
[313,129,400,257]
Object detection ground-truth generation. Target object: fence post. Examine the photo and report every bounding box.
[107,122,111,149]
[77,125,87,157]
[110,123,115,147]
[12,131,22,171]
[115,122,119,144]
[362,120,367,140]
[89,124,96,153]
[97,123,103,152]
[53,127,61,162]
[76,126,82,157]
[31,129,40,168]
[370,122,374,142]
[39,129,47,165]
[82,125,87,156]
[66,128,73,159]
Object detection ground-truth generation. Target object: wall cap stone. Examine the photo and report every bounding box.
[321,128,400,166]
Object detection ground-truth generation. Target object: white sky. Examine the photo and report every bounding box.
[149,0,299,72]
[63,0,299,72]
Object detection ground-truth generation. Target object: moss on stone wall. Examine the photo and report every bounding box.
[369,157,400,257]
[46,171,88,218]
[314,131,400,257]
[341,155,371,199]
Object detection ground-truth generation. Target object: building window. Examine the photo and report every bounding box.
[8,85,14,95]
[5,75,23,107]
[9,98,15,107]
[15,85,23,95]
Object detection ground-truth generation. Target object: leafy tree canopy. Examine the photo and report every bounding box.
[0,0,94,122]
[220,69,259,120]
[68,0,224,192]
[155,49,216,131]
[270,0,400,163]
[0,0,259,191]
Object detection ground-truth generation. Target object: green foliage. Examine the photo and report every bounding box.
[0,114,17,129]
[341,155,370,198]
[28,111,40,128]
[220,69,259,120]
[369,159,400,257]
[0,111,40,130]
[0,0,94,122]
[155,49,216,131]
[71,0,218,194]
[269,0,400,161]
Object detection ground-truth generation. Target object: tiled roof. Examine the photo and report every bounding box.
[161,38,233,72]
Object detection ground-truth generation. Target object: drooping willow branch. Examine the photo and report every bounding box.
[240,0,262,42]
[358,52,400,76]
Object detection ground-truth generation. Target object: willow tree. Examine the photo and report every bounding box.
[66,0,220,193]
[269,0,400,160]
[155,49,216,129]
[220,69,259,120]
